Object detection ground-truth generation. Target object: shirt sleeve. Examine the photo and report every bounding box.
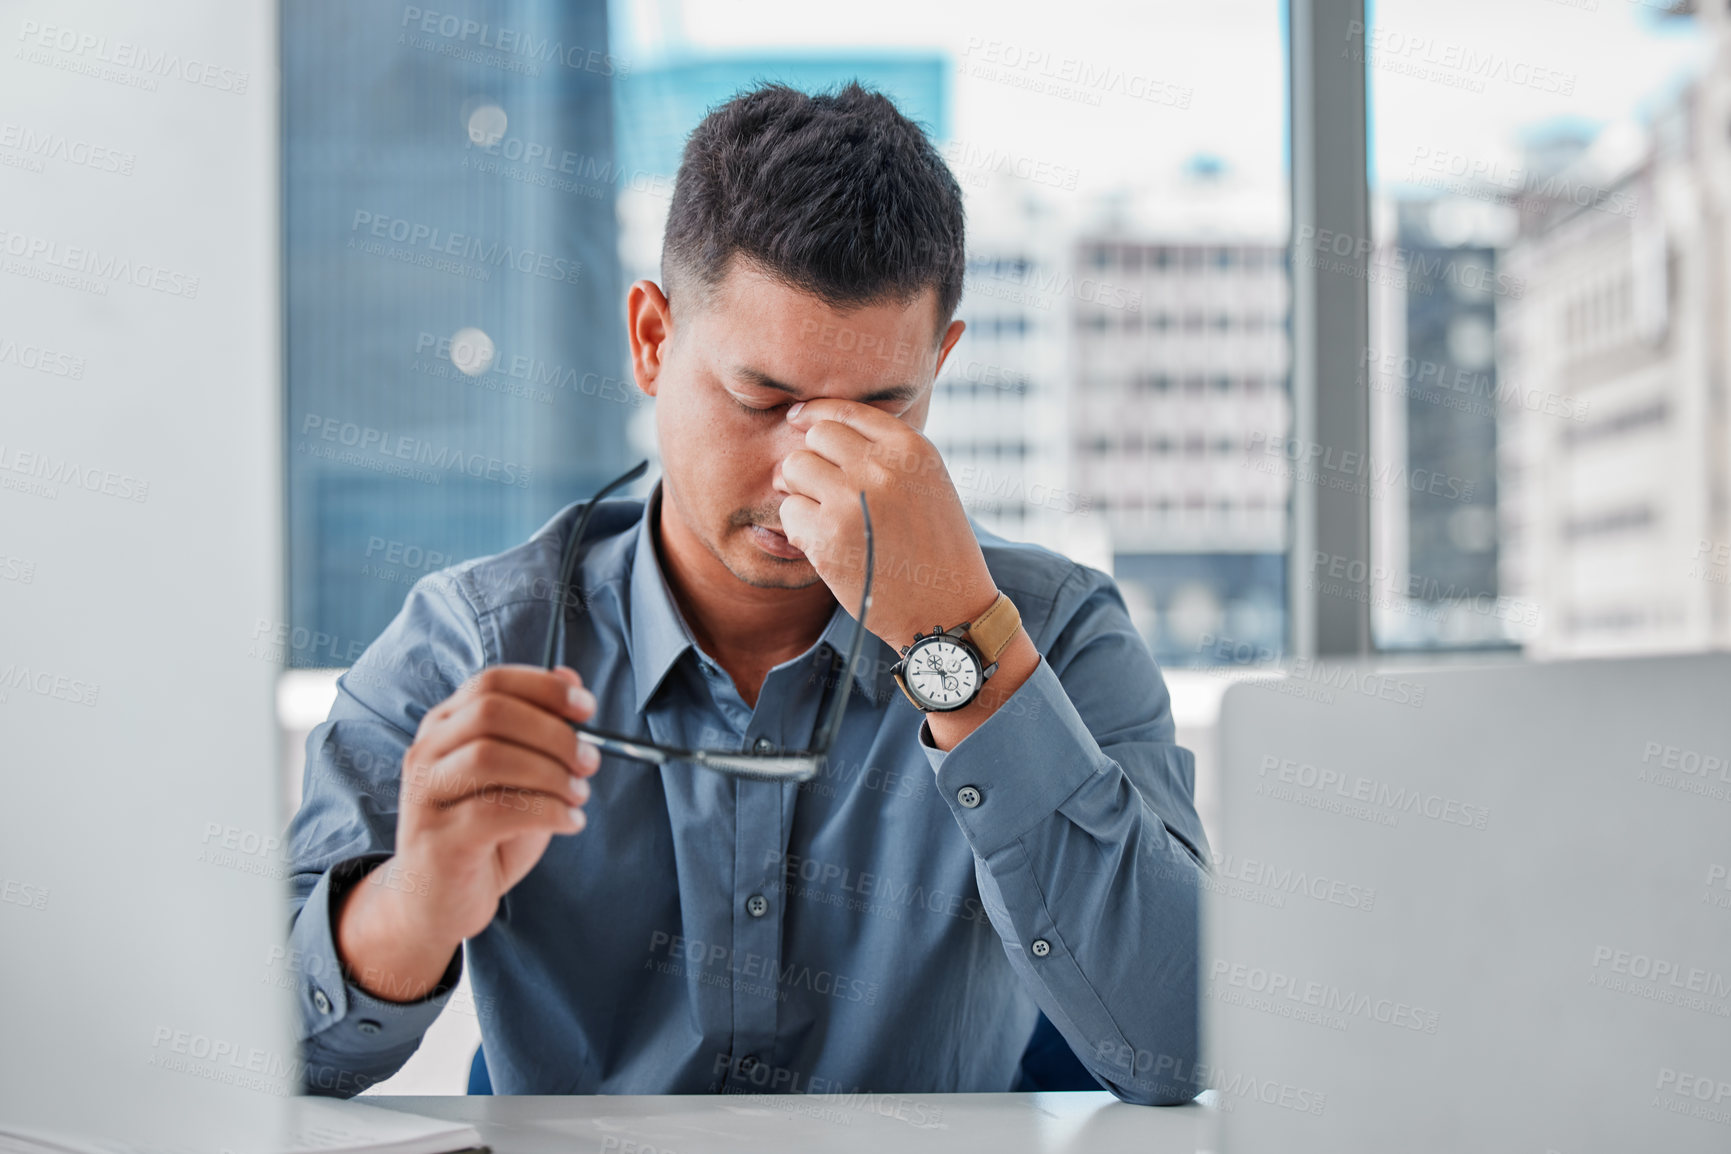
[285,572,485,1096]
[917,562,1210,1106]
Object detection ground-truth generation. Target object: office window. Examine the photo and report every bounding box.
[605,2,1291,670]
[1364,0,1720,655]
[285,0,1293,685]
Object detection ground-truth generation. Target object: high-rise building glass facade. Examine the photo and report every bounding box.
[284,0,632,664]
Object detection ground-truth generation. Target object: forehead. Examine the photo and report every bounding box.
[691,257,943,389]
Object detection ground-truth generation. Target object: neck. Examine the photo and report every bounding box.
[653,486,836,680]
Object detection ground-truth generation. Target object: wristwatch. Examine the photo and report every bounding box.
[891,591,1022,713]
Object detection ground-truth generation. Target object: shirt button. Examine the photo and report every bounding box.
[311,989,331,1014]
[1031,939,1052,957]
[957,785,983,809]
[753,737,777,754]
[746,894,769,918]
[356,1019,382,1036]
[738,1055,758,1073]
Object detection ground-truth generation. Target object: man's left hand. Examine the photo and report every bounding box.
[774,398,999,651]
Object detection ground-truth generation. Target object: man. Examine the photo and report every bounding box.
[287,82,1208,1105]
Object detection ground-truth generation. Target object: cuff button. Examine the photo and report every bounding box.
[356,1019,383,1036]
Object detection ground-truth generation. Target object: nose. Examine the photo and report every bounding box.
[769,418,807,493]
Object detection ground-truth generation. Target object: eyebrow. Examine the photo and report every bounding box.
[733,366,924,407]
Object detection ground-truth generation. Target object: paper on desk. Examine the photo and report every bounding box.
[283,1097,483,1154]
[0,1098,482,1154]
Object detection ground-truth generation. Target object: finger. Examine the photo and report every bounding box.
[446,786,586,843]
[800,417,878,474]
[786,397,901,440]
[777,448,851,508]
[425,665,596,730]
[418,691,582,775]
[405,738,590,810]
[777,492,835,567]
[545,670,603,773]
[777,492,822,533]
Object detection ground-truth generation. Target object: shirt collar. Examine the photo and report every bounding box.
[626,480,892,715]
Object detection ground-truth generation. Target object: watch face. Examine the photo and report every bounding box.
[905,637,981,710]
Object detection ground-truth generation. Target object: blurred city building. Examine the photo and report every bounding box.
[1062,163,1291,666]
[1497,0,1731,655]
[1364,194,1526,650]
[283,0,630,662]
[928,183,1085,564]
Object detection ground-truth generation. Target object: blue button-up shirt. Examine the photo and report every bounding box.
[286,482,1208,1104]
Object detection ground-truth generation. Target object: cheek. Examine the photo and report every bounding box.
[661,391,745,462]
[664,387,802,493]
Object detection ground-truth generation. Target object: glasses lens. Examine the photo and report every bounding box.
[689,751,821,781]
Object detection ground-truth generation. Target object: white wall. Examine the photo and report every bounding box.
[0,1,285,1148]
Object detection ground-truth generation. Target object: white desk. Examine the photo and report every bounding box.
[367,1092,1211,1154]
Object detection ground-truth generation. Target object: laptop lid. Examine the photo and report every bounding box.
[1210,653,1731,1153]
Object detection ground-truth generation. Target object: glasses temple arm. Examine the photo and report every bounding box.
[541,459,650,669]
[812,493,873,753]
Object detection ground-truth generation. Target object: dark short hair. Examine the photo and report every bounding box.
[661,81,966,335]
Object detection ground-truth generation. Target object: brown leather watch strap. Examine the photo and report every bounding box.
[962,591,1020,665]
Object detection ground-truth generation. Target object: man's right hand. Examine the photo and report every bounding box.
[333,665,600,1004]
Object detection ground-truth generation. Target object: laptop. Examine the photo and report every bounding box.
[1208,653,1731,1153]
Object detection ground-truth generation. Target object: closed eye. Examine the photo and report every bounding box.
[733,396,787,418]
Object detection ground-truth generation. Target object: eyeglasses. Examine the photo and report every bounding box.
[537,460,874,783]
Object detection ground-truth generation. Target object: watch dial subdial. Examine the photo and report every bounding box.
[908,639,980,708]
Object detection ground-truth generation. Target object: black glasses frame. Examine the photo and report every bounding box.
[536,460,874,783]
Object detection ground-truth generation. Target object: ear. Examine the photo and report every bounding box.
[627,279,674,398]
[901,319,968,435]
[931,319,967,379]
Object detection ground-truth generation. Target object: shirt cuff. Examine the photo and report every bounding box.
[289,854,462,1055]
[918,655,1107,857]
